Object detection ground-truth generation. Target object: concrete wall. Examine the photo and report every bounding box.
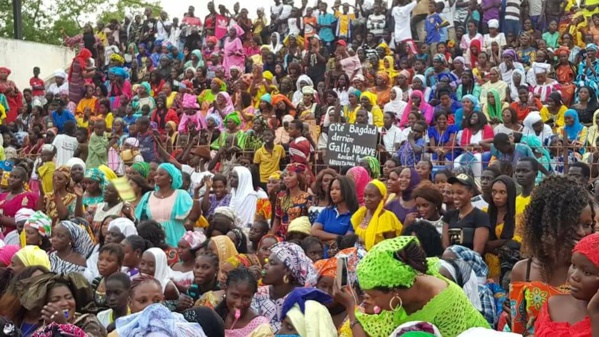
[0,38,75,91]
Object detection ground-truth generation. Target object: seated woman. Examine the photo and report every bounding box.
[251,241,316,333]
[442,174,491,255]
[539,91,567,132]
[559,109,588,152]
[188,252,221,308]
[352,180,403,251]
[112,301,203,336]
[494,107,522,136]
[9,245,51,274]
[279,288,338,336]
[334,237,489,337]
[510,175,594,335]
[482,89,509,125]
[171,231,206,291]
[214,267,272,336]
[17,272,107,336]
[49,220,95,274]
[96,272,130,330]
[534,233,599,337]
[138,248,179,301]
[453,111,494,180]
[23,211,53,251]
[311,176,360,253]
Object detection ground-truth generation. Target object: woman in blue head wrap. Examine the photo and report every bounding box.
[561,109,588,146]
[345,88,363,124]
[134,163,199,247]
[454,94,480,129]
[107,67,132,110]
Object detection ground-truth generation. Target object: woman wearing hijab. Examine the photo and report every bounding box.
[229,166,258,228]
[292,75,315,107]
[384,87,408,122]
[560,109,588,147]
[48,219,94,274]
[68,48,95,105]
[251,241,316,333]
[352,179,403,251]
[359,92,384,128]
[572,85,599,124]
[521,111,554,146]
[399,90,434,127]
[206,92,234,121]
[480,67,508,107]
[223,25,246,77]
[131,81,156,115]
[555,46,577,105]
[184,49,204,70]
[456,70,482,101]
[346,166,369,206]
[41,166,80,227]
[482,88,509,124]
[10,245,51,273]
[507,69,527,103]
[135,163,197,247]
[409,74,432,104]
[370,71,392,107]
[454,95,480,130]
[279,288,337,337]
[139,248,179,301]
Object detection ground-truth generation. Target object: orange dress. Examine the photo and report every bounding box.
[555,63,577,106]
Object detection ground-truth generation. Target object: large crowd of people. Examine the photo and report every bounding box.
[1,0,599,336]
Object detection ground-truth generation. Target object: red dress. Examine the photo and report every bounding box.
[534,300,591,337]
[0,192,39,235]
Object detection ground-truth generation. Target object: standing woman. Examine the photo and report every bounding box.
[39,166,82,226]
[223,25,246,77]
[49,220,95,274]
[554,46,577,106]
[352,180,403,251]
[510,175,595,335]
[560,109,588,148]
[135,163,198,248]
[442,174,491,255]
[271,163,313,238]
[428,111,459,165]
[485,175,518,283]
[251,241,316,333]
[68,48,96,104]
[0,167,38,236]
[386,168,421,225]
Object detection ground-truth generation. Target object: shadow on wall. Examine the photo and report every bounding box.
[0,37,75,90]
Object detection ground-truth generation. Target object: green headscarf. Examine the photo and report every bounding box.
[360,156,381,179]
[131,162,150,178]
[486,88,503,122]
[84,168,107,188]
[357,236,439,290]
[158,163,183,189]
[140,81,152,96]
[224,112,242,126]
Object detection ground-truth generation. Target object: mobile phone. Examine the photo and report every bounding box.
[448,228,462,245]
[336,256,349,288]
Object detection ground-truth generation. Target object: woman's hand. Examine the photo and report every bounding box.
[73,185,84,198]
[176,294,194,312]
[333,281,356,311]
[41,303,68,325]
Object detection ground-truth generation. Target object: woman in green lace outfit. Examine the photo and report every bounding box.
[334,236,489,337]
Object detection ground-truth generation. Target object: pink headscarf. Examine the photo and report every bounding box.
[400,90,434,127]
[231,24,245,38]
[0,245,20,266]
[347,166,370,206]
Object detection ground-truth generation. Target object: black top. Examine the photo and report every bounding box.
[442,208,490,249]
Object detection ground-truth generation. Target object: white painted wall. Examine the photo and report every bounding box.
[0,38,75,91]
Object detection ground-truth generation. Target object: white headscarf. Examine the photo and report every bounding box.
[229,166,258,227]
[286,300,338,337]
[439,259,482,311]
[108,218,138,237]
[522,111,554,144]
[293,75,315,106]
[145,248,173,293]
[384,86,408,122]
[509,69,526,102]
[66,157,86,172]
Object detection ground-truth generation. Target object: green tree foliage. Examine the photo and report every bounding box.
[0,0,162,45]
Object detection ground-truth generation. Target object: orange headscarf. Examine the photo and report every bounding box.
[271,94,297,117]
[69,48,92,82]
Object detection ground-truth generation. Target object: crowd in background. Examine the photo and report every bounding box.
[1,0,599,336]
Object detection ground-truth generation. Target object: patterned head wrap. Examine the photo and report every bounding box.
[357,236,439,289]
[108,218,138,237]
[15,208,35,223]
[225,254,261,269]
[55,165,72,188]
[270,242,317,286]
[131,162,150,178]
[16,272,94,312]
[206,113,222,127]
[214,206,242,227]
[359,156,381,179]
[446,245,488,280]
[158,163,183,190]
[573,233,599,267]
[223,112,241,126]
[555,46,570,56]
[286,163,307,174]
[110,53,125,64]
[210,235,239,269]
[15,246,51,270]
[182,231,206,250]
[314,258,337,278]
[84,168,106,187]
[433,53,446,64]
[59,221,95,258]
[25,211,52,237]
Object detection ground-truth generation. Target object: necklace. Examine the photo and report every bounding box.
[154,189,174,199]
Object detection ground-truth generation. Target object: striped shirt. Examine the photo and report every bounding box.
[505,0,522,21]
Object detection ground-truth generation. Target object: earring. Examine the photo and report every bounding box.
[283,275,289,284]
[389,294,403,311]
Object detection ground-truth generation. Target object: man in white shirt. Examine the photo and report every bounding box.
[156,11,171,42]
[47,70,69,96]
[441,0,456,42]
[52,120,79,166]
[392,0,419,54]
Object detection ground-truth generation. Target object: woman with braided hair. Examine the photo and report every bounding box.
[509,175,595,335]
[332,237,489,337]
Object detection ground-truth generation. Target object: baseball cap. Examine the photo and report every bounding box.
[336,40,347,47]
[448,173,476,187]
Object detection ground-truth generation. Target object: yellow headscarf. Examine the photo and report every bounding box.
[288,216,312,236]
[15,246,51,270]
[98,165,117,182]
[384,55,399,82]
[360,92,378,107]
[351,180,403,250]
[211,235,239,270]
